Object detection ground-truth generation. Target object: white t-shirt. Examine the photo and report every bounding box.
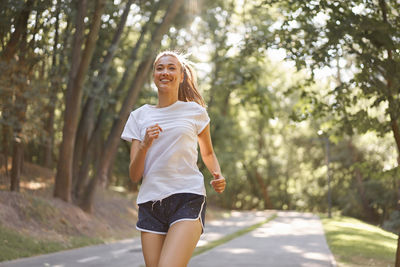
[121,100,210,204]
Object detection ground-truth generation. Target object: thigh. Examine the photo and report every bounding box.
[158,219,202,267]
[141,231,166,267]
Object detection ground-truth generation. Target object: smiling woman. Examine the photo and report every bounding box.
[153,56,183,96]
[153,51,205,107]
[121,51,226,267]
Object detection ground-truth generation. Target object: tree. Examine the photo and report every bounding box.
[54,0,106,202]
[72,0,135,200]
[0,0,35,191]
[264,0,400,263]
[79,0,186,212]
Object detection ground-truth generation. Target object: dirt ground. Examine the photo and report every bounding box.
[0,156,139,245]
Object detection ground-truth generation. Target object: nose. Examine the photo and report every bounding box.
[160,69,169,76]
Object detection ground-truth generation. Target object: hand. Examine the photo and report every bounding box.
[142,124,163,148]
[210,172,226,193]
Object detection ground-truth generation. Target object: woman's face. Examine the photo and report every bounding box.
[153,55,184,93]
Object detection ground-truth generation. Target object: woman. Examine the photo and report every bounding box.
[121,51,226,267]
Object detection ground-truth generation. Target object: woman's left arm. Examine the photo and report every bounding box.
[198,124,226,193]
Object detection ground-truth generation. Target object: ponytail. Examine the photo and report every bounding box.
[178,62,205,107]
[154,51,206,107]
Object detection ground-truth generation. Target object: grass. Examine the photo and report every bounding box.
[0,223,65,261]
[193,213,277,256]
[0,223,103,262]
[321,215,397,267]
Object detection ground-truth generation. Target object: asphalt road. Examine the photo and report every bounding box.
[1,211,336,267]
[190,211,336,267]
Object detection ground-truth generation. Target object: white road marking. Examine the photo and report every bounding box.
[77,256,100,263]
[112,248,130,256]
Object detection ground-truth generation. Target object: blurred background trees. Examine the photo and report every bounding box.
[0,0,399,239]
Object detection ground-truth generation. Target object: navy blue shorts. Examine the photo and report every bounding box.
[136,193,206,235]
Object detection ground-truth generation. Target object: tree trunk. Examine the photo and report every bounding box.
[378,1,400,265]
[10,74,28,193]
[10,139,23,192]
[10,71,28,193]
[388,80,400,267]
[74,0,161,190]
[54,0,105,202]
[7,0,34,192]
[72,100,95,195]
[73,0,133,193]
[44,0,61,168]
[255,170,272,209]
[54,0,88,201]
[1,0,34,183]
[104,149,117,188]
[379,0,400,267]
[74,109,105,200]
[348,139,376,222]
[1,121,10,178]
[397,237,400,267]
[378,0,400,165]
[79,0,185,213]
[10,141,23,191]
[284,138,293,210]
[389,109,400,166]
[44,96,56,168]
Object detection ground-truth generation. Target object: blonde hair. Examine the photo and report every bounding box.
[153,51,206,107]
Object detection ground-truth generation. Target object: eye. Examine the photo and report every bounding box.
[169,67,176,70]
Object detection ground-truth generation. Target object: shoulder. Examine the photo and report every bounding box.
[130,104,149,116]
[180,101,207,113]
[127,104,149,121]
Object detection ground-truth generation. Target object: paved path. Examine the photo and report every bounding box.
[1,211,335,267]
[197,210,275,248]
[189,211,336,267]
[0,238,145,267]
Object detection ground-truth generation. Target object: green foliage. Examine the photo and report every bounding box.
[265,0,400,137]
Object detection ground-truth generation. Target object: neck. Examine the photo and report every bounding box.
[157,92,179,108]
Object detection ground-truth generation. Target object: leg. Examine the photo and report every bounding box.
[158,219,202,267]
[141,231,166,267]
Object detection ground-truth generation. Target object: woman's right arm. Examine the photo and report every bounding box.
[129,124,162,182]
